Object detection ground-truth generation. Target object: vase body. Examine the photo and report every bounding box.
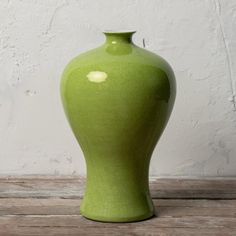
[60,31,176,222]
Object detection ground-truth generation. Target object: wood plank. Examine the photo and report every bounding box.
[1,225,236,236]
[150,178,236,199]
[0,176,84,198]
[0,215,236,236]
[0,225,236,236]
[0,198,81,215]
[0,198,236,217]
[156,199,236,207]
[155,200,236,217]
[0,176,236,199]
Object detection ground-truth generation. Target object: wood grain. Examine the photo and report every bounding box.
[0,176,236,235]
[0,176,236,199]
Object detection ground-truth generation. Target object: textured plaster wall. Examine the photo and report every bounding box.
[0,0,236,176]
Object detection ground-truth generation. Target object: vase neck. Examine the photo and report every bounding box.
[103,31,136,45]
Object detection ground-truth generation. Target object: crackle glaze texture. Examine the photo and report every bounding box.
[0,0,236,177]
[60,32,175,222]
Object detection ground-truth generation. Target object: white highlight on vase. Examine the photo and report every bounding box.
[87,71,108,83]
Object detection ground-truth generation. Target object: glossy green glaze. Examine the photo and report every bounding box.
[60,31,176,222]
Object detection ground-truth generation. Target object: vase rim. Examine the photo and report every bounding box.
[103,30,136,34]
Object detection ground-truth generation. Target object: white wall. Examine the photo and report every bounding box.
[0,0,236,176]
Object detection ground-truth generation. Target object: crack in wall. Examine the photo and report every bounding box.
[213,0,236,111]
[45,0,69,35]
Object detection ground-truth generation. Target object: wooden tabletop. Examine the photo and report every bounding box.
[0,176,236,235]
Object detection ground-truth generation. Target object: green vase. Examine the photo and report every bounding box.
[60,31,176,222]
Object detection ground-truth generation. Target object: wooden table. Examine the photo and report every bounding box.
[0,176,236,235]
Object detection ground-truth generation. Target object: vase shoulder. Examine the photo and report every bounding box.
[61,44,176,102]
[63,44,174,75]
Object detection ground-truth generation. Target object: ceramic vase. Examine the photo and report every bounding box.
[60,31,176,222]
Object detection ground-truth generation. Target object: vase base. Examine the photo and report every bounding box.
[80,210,155,223]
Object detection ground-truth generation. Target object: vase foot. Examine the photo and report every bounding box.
[80,210,155,223]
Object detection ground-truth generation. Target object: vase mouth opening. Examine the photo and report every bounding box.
[103,30,136,35]
[103,30,136,44]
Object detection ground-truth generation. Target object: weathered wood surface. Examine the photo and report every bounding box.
[1,215,236,236]
[0,176,236,235]
[1,176,236,199]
